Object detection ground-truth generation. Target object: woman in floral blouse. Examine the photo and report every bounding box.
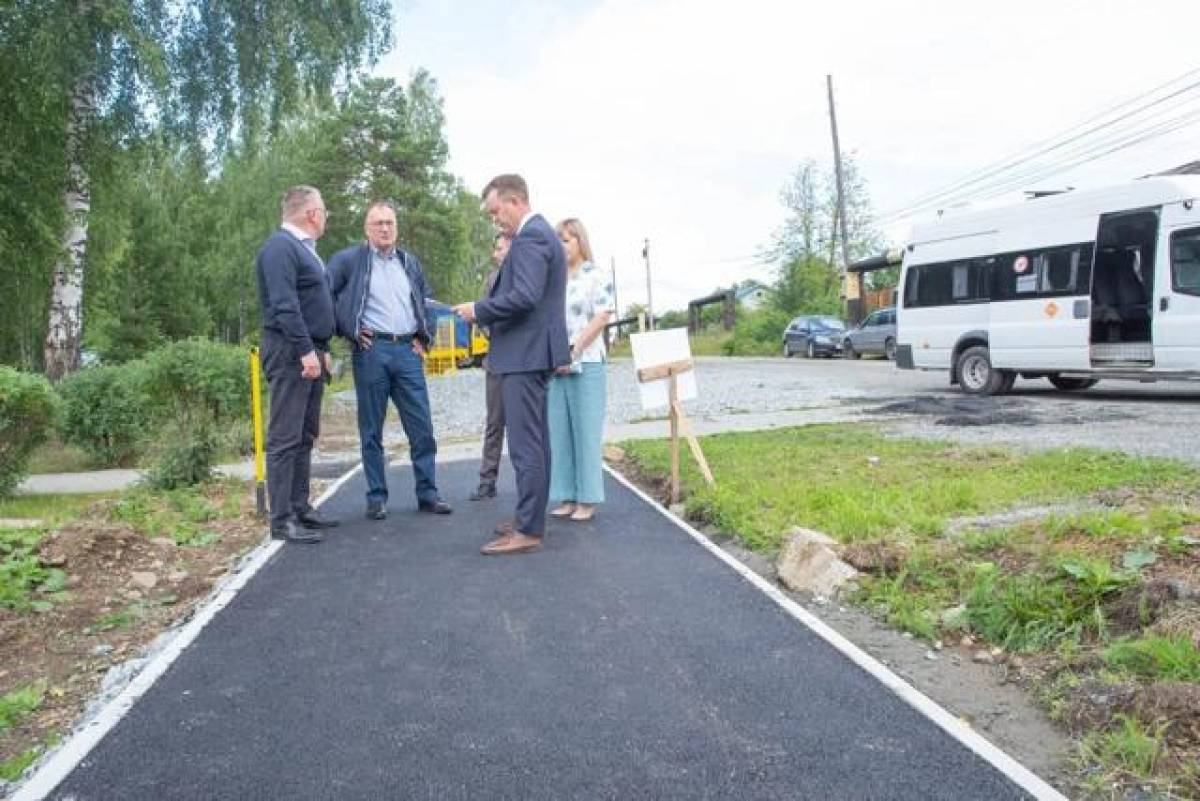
[548,218,615,522]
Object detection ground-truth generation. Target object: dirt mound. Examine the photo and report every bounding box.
[1105,580,1185,634]
[840,541,907,573]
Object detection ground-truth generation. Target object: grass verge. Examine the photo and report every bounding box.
[620,423,1200,798]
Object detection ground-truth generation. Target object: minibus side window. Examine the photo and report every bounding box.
[1171,228,1200,296]
[903,268,919,307]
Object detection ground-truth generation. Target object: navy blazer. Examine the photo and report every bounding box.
[475,214,570,373]
[326,243,434,349]
[255,229,334,354]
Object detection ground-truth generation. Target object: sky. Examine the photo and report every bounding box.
[377,0,1200,312]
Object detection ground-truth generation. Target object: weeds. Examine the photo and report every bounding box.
[1103,635,1200,682]
[0,686,43,733]
[0,745,39,781]
[0,527,66,611]
[1080,714,1169,783]
[109,484,223,546]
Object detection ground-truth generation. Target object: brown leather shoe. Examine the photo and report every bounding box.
[481,532,542,555]
[493,519,515,536]
[481,533,512,551]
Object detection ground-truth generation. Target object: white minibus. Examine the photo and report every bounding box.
[895,176,1200,394]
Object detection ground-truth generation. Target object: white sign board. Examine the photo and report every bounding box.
[630,328,698,411]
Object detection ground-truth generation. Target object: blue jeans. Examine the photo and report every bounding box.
[352,339,438,506]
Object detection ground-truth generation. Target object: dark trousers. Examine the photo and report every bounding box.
[352,339,438,506]
[263,332,324,525]
[501,370,551,537]
[478,369,505,487]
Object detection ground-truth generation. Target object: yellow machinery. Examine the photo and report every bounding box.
[423,305,490,377]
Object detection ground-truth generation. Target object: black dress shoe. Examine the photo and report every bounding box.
[297,508,340,529]
[269,520,323,544]
[417,499,453,515]
[469,484,496,501]
[366,502,387,521]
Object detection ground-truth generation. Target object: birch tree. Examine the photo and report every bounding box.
[19,0,392,380]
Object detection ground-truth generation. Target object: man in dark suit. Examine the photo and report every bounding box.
[255,185,340,544]
[469,231,511,501]
[453,175,569,555]
[326,200,452,520]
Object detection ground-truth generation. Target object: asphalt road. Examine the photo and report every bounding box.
[46,460,1036,800]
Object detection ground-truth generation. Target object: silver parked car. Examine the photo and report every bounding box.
[842,307,897,360]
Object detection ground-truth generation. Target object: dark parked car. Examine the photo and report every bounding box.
[842,307,897,360]
[782,315,847,358]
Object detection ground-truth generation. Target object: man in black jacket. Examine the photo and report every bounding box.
[255,185,340,544]
[327,200,451,520]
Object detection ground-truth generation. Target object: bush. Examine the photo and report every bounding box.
[144,424,218,490]
[142,339,251,425]
[0,368,59,495]
[57,363,150,467]
[721,307,791,356]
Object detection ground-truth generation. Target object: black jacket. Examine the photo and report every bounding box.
[255,229,334,354]
[326,243,434,348]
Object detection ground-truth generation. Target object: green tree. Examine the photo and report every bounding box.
[0,0,392,380]
[769,155,884,315]
[311,75,490,301]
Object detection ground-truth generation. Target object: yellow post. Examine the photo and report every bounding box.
[249,347,267,519]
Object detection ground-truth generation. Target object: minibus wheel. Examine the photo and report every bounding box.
[957,346,1012,395]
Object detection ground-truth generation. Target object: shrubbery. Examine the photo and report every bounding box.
[721,307,791,356]
[52,339,252,483]
[0,368,59,495]
[57,363,150,467]
[141,339,251,427]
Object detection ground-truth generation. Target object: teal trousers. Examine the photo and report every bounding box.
[548,361,607,504]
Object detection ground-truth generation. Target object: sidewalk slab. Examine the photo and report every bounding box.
[41,460,1039,800]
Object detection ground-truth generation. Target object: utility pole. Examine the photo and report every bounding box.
[642,238,654,330]
[827,74,862,323]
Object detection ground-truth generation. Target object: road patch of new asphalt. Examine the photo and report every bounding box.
[41,459,1044,800]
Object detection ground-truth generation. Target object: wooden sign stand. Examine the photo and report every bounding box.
[635,358,715,505]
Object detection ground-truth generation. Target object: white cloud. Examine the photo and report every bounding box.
[383,0,1200,312]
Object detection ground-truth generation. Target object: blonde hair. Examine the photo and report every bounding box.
[556,218,594,264]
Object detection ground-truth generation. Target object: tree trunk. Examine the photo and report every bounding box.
[44,73,96,382]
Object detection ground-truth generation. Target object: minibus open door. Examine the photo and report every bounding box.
[1152,203,1200,370]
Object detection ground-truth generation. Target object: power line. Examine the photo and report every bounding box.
[880,64,1200,220]
[903,102,1200,216]
[950,106,1200,202]
[886,97,1200,219]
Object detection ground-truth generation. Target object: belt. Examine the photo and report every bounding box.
[371,331,415,343]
